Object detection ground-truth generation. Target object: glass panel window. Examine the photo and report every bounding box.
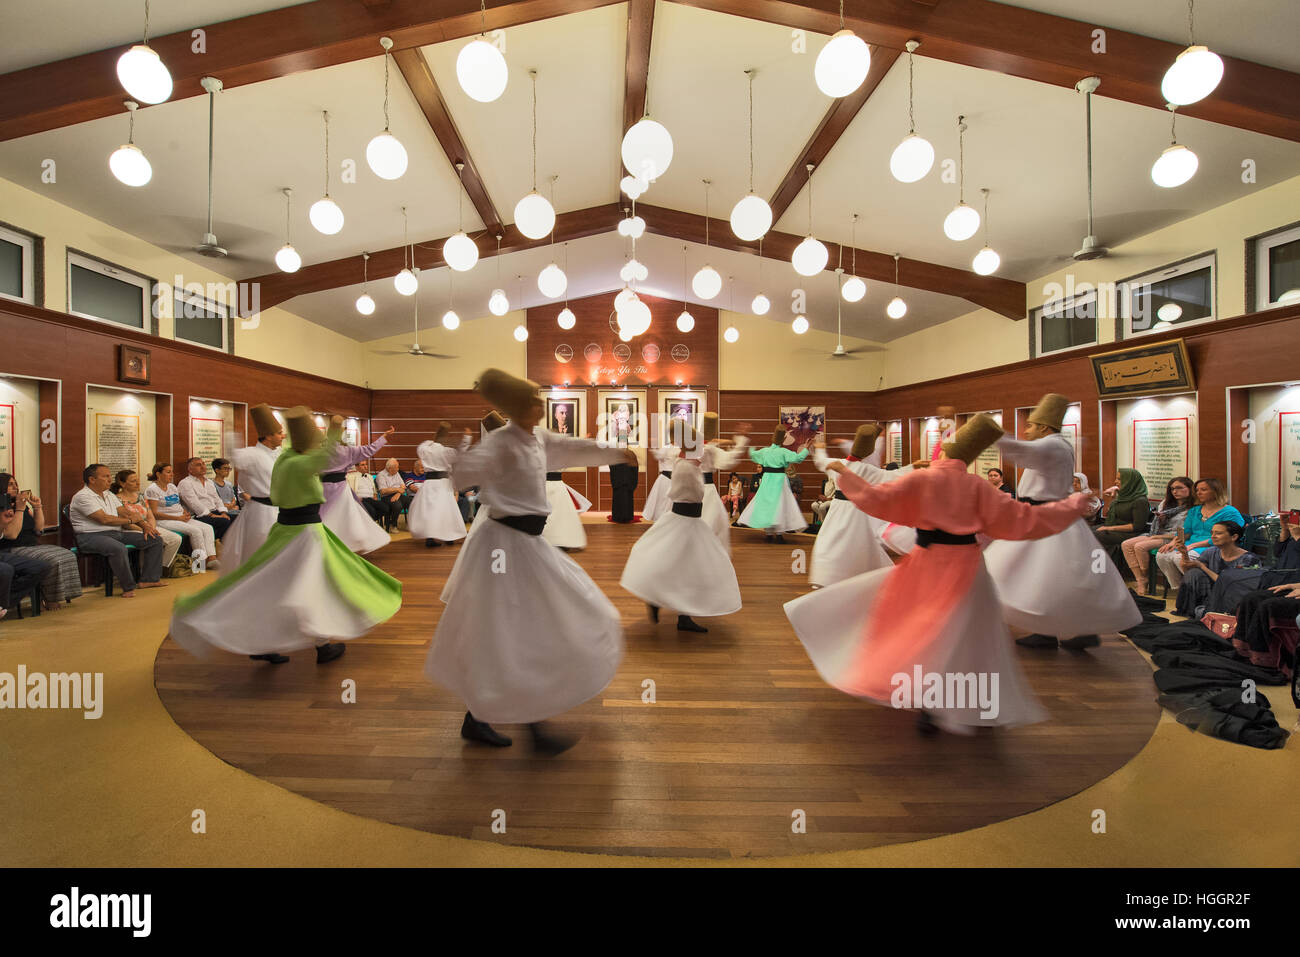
[174,290,229,351]
[0,224,36,305]
[1122,253,1216,338]
[1035,291,1098,357]
[1255,224,1300,310]
[67,252,152,331]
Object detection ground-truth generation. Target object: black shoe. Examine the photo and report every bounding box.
[647,603,659,623]
[1015,633,1059,649]
[677,615,708,633]
[1060,634,1101,651]
[529,721,578,756]
[916,711,939,736]
[425,538,440,548]
[315,642,346,664]
[775,535,787,544]
[249,653,289,664]
[461,711,512,747]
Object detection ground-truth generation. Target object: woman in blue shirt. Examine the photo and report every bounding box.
[1155,477,1244,589]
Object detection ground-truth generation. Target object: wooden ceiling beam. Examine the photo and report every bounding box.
[767,46,900,227]
[0,0,624,141]
[637,202,1026,320]
[391,47,503,236]
[622,0,657,135]
[676,0,1300,143]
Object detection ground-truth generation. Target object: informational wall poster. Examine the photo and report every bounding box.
[95,412,140,476]
[888,422,903,465]
[1132,417,1189,501]
[1061,422,1079,469]
[190,417,223,475]
[0,403,13,475]
[1280,411,1300,511]
[923,428,941,460]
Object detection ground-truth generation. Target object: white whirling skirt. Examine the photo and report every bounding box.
[406,477,467,541]
[809,499,894,587]
[218,499,277,575]
[737,483,807,533]
[427,519,624,724]
[642,472,673,520]
[322,488,390,554]
[701,484,732,553]
[620,511,742,617]
[982,517,1142,636]
[784,564,1048,733]
[542,479,587,549]
[440,505,492,603]
[880,523,917,556]
[568,484,592,513]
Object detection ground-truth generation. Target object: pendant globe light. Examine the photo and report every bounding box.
[356,253,376,315]
[1162,0,1223,106]
[555,242,575,328]
[513,274,529,340]
[1151,105,1199,188]
[620,175,648,200]
[488,235,510,315]
[116,1,172,104]
[749,238,770,315]
[792,164,829,276]
[617,206,646,239]
[622,118,673,183]
[792,315,809,334]
[394,207,419,295]
[723,325,739,343]
[109,101,152,187]
[515,71,556,239]
[692,180,723,299]
[537,175,567,297]
[274,188,301,273]
[971,189,1001,275]
[730,70,773,242]
[309,111,345,235]
[814,0,871,98]
[457,1,509,103]
[890,41,935,183]
[841,214,866,301]
[676,246,696,332]
[442,272,460,330]
[443,163,479,271]
[366,38,409,181]
[943,116,981,241]
[886,253,907,319]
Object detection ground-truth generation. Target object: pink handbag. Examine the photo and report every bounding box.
[1200,612,1238,640]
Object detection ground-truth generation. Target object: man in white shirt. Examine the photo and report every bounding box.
[177,457,233,541]
[224,404,283,572]
[374,458,408,531]
[70,463,166,597]
[347,460,384,525]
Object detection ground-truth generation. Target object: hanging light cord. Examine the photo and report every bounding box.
[1170,105,1179,145]
[746,70,755,192]
[480,0,488,35]
[957,116,966,203]
[495,234,502,284]
[703,180,711,248]
[982,189,990,243]
[682,245,688,308]
[806,165,815,233]
[1187,0,1196,44]
[907,49,916,133]
[530,71,539,190]
[894,253,900,288]
[142,0,151,44]
[851,214,858,273]
[322,111,331,196]
[127,104,137,144]
[284,190,292,244]
[362,252,369,285]
[402,206,409,270]
[549,174,557,245]
[757,237,763,282]
[563,241,569,306]
[838,0,845,30]
[383,47,391,132]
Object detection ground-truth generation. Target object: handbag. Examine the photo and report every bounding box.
[166,553,194,579]
[1200,611,1237,640]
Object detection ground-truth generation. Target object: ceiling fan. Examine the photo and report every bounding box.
[370,279,456,359]
[1072,76,1110,262]
[800,268,883,358]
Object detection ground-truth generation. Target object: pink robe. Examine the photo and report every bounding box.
[784,458,1087,732]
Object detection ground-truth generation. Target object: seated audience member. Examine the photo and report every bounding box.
[346,460,386,525]
[458,487,479,523]
[111,470,184,570]
[402,460,427,498]
[749,465,764,496]
[1093,469,1151,569]
[0,472,83,609]
[720,473,746,522]
[986,467,1014,496]
[1173,520,1259,617]
[374,458,409,531]
[810,474,835,525]
[70,463,166,597]
[0,492,51,618]
[145,463,218,568]
[211,458,242,513]
[177,457,234,540]
[1231,579,1300,677]
[1072,472,1103,523]
[785,464,803,500]
[1155,478,1244,589]
[1119,476,1194,595]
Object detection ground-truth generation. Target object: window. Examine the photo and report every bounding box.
[0,222,37,305]
[1252,223,1300,312]
[174,287,231,352]
[67,251,154,332]
[1120,252,1216,339]
[1033,288,1098,357]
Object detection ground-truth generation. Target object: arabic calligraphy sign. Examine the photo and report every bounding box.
[1090,339,1195,399]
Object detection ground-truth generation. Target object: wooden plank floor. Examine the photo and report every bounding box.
[154,521,1160,859]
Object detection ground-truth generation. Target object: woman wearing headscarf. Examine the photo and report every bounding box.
[1093,468,1150,572]
[1072,472,1102,523]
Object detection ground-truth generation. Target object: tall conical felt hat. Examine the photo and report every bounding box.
[943,412,1003,464]
[772,425,787,445]
[851,422,883,459]
[434,420,451,442]
[703,411,720,442]
[669,418,699,451]
[250,403,280,438]
[475,368,542,421]
[284,405,323,452]
[1027,393,1069,431]
[481,411,506,432]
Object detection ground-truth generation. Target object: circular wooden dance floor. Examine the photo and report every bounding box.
[155,522,1160,859]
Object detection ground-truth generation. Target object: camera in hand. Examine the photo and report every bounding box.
[0,491,12,512]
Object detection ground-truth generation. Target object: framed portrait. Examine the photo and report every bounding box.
[602,395,641,446]
[661,396,698,444]
[778,405,825,447]
[545,396,579,437]
[118,345,151,385]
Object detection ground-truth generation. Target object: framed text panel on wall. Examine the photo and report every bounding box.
[1061,422,1079,469]
[962,410,1002,476]
[1132,417,1189,502]
[0,403,13,475]
[923,428,941,460]
[95,412,140,475]
[190,416,223,475]
[1280,410,1300,511]
[887,421,903,465]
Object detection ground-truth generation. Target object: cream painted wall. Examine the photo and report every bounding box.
[1247,383,1300,515]
[0,375,41,486]
[882,174,1300,388]
[0,176,367,385]
[361,312,528,389]
[85,385,157,479]
[717,309,886,390]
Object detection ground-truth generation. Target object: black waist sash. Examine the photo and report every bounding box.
[277,504,321,526]
[424,470,449,480]
[833,490,849,501]
[762,466,785,474]
[321,471,346,483]
[915,528,977,547]
[545,472,563,482]
[660,470,672,479]
[1018,496,1057,506]
[492,513,547,536]
[702,472,714,485]
[250,495,273,506]
[671,502,703,517]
